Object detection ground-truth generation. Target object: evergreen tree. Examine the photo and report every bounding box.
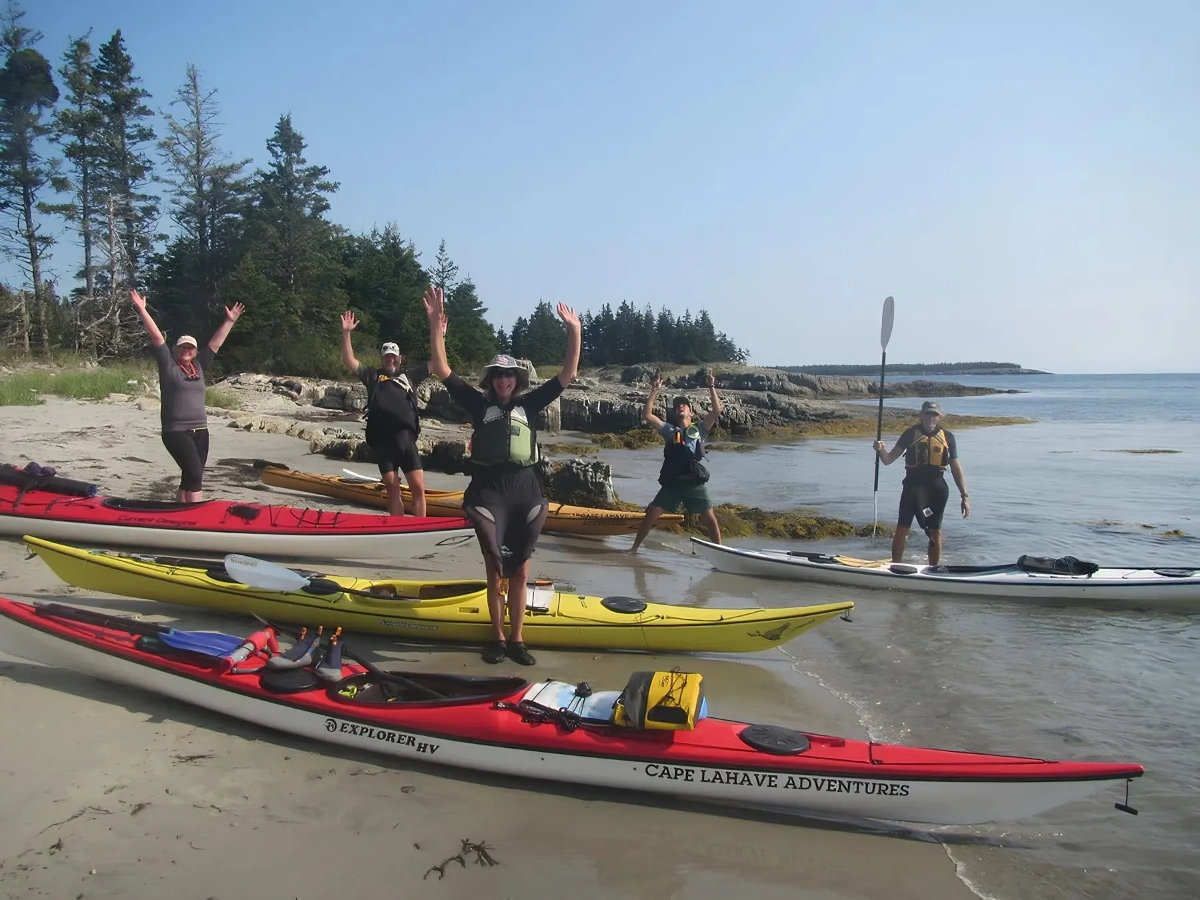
[153,63,250,331]
[341,223,426,359]
[48,34,102,317]
[523,300,566,368]
[0,1,58,353]
[444,277,497,368]
[229,114,344,371]
[91,30,158,291]
[429,238,458,292]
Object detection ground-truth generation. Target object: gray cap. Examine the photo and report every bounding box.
[920,401,943,415]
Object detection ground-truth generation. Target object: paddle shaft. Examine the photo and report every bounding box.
[873,348,887,491]
[873,297,895,493]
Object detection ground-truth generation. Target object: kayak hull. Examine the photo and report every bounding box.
[0,597,1143,826]
[692,539,1200,610]
[0,482,474,561]
[24,536,853,652]
[260,465,684,537]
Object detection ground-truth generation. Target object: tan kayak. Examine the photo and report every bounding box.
[260,465,683,537]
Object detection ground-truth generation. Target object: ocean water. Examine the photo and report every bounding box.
[590,373,1200,899]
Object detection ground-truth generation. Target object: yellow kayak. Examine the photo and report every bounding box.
[259,465,684,537]
[24,535,852,653]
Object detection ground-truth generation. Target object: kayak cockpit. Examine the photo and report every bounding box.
[322,672,529,706]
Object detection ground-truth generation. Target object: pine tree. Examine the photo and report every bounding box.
[91,30,158,292]
[48,34,102,317]
[444,278,497,368]
[429,238,458,292]
[152,63,250,333]
[0,1,58,353]
[229,114,344,371]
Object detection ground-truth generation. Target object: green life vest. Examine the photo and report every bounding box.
[470,405,539,467]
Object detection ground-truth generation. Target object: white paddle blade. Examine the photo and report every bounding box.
[341,468,380,483]
[224,554,312,592]
[881,296,895,350]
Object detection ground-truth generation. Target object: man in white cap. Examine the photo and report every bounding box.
[339,311,433,516]
[874,400,971,564]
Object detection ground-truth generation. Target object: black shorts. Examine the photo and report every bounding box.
[463,468,548,578]
[367,429,422,475]
[161,428,209,492]
[898,474,949,531]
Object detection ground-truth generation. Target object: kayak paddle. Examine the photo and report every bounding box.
[341,467,380,482]
[873,296,895,537]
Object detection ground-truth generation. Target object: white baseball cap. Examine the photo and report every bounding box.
[381,342,400,357]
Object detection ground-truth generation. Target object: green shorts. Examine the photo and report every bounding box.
[650,479,712,515]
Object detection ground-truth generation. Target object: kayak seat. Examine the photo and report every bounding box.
[738,724,811,755]
[1154,568,1198,578]
[204,566,240,584]
[101,497,210,512]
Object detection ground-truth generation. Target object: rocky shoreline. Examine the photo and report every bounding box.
[208,364,1026,534]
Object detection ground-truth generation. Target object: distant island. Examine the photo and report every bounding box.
[777,362,1050,376]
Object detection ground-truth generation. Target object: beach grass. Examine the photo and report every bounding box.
[0,364,151,406]
[206,388,243,410]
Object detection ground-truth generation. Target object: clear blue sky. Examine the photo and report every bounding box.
[17,0,1200,373]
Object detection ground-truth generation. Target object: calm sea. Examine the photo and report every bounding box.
[588,373,1200,900]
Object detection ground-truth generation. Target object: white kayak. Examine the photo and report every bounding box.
[691,539,1200,610]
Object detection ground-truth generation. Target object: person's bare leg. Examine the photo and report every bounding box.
[381,469,404,516]
[405,468,427,518]
[505,559,532,643]
[700,508,722,544]
[891,527,909,562]
[483,555,507,641]
[927,529,943,566]
[181,489,202,503]
[629,505,666,554]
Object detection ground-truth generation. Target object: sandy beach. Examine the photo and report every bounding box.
[0,394,977,899]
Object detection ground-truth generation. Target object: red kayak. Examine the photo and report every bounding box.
[0,473,473,560]
[0,597,1144,825]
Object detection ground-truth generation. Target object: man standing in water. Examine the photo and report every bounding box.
[875,400,971,564]
[629,370,723,554]
[340,312,431,517]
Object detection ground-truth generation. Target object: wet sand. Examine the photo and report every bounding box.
[0,396,976,899]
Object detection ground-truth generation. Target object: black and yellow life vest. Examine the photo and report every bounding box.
[905,427,950,469]
[469,405,539,467]
[365,372,419,436]
[660,424,704,481]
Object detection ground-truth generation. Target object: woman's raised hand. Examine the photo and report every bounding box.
[340,311,359,332]
[225,302,245,323]
[130,289,147,311]
[423,286,447,333]
[556,302,580,331]
[705,368,716,389]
